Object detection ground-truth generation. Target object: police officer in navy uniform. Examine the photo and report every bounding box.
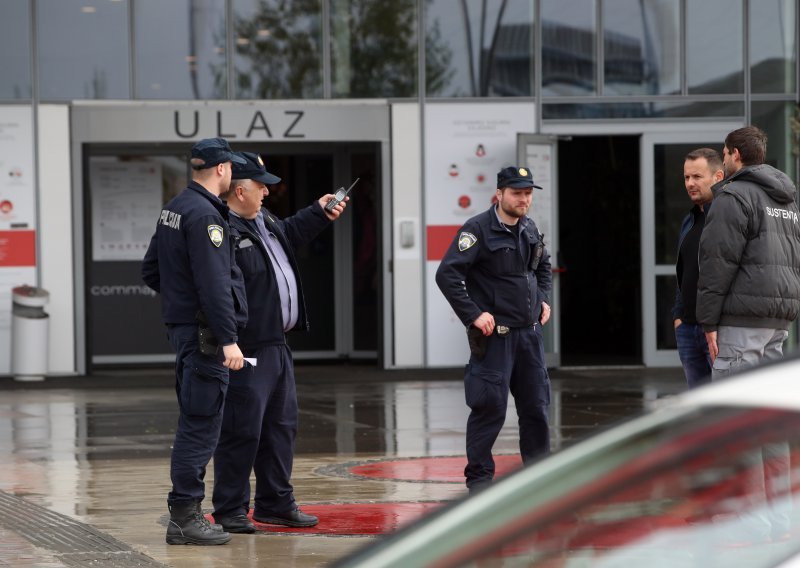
[142,138,248,545]
[210,152,347,533]
[436,166,553,494]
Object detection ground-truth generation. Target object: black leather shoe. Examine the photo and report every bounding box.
[253,507,318,527]
[467,481,492,496]
[214,513,256,534]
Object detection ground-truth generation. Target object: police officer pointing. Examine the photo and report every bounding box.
[142,137,248,545]
[436,166,553,494]
[211,152,347,533]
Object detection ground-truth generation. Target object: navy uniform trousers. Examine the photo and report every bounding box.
[464,324,550,489]
[212,343,298,518]
[167,324,229,505]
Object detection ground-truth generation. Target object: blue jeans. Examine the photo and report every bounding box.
[674,322,712,389]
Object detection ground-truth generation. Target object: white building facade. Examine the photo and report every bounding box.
[0,0,796,374]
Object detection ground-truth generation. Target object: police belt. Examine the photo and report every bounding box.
[495,323,537,336]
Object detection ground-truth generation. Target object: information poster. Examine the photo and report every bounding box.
[0,106,36,374]
[424,103,535,366]
[90,159,163,261]
[0,107,35,230]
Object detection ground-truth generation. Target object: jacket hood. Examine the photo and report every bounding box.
[727,164,797,204]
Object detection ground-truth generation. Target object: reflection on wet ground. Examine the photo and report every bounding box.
[0,364,685,567]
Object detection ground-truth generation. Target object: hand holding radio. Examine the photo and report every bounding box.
[323,178,359,217]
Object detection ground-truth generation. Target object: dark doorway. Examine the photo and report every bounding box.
[258,153,337,353]
[248,145,381,358]
[557,136,641,366]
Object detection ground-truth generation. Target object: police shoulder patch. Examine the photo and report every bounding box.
[207,224,224,247]
[458,231,477,252]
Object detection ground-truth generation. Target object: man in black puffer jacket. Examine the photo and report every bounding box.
[697,126,800,379]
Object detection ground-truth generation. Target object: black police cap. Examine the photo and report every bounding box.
[497,166,542,189]
[231,152,282,185]
[190,138,246,169]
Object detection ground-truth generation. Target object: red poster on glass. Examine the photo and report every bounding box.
[0,230,36,267]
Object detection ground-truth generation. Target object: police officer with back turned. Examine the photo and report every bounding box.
[436,166,553,494]
[142,137,248,546]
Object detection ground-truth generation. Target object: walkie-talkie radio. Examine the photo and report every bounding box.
[325,178,359,213]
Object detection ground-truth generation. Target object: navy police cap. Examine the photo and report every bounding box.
[231,152,282,185]
[497,166,543,189]
[190,137,246,169]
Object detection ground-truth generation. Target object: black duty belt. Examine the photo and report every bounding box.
[496,323,537,336]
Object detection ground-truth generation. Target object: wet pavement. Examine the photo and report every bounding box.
[0,363,686,567]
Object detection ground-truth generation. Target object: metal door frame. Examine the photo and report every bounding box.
[83,141,382,365]
[543,120,743,368]
[70,101,392,372]
[517,133,560,367]
[640,123,742,367]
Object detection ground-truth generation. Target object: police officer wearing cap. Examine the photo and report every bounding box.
[142,137,248,545]
[436,166,553,494]
[210,152,347,533]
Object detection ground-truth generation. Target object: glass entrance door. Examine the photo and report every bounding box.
[86,142,381,366]
[246,144,381,361]
[517,134,559,367]
[641,125,741,366]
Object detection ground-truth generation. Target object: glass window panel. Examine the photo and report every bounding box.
[232,0,323,99]
[603,0,679,95]
[0,0,31,99]
[750,0,796,94]
[654,142,718,265]
[425,0,533,97]
[542,100,744,120]
[38,0,129,100]
[752,101,796,182]
[687,0,743,94]
[331,0,417,98]
[349,151,379,351]
[135,0,227,100]
[541,0,596,96]
[87,152,189,359]
[656,275,677,349]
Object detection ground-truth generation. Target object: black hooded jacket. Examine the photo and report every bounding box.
[697,164,800,332]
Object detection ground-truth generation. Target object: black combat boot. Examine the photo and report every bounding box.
[166,501,231,545]
[196,502,224,532]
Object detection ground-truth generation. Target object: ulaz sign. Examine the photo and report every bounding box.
[174,110,306,139]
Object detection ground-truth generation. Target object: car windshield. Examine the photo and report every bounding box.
[458,406,800,567]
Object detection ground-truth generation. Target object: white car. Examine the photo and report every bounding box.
[337,357,800,567]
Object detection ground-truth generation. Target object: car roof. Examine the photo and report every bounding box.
[336,355,800,568]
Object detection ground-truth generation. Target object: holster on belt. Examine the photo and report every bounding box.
[196,311,219,356]
[467,325,488,360]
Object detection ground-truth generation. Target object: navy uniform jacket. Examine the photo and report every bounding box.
[141,181,247,346]
[436,205,552,328]
[232,202,331,351]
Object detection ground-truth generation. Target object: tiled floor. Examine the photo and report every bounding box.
[0,364,686,567]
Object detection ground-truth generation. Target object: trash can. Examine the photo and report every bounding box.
[11,285,49,381]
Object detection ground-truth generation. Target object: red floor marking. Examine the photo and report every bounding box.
[210,502,443,536]
[349,455,522,483]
